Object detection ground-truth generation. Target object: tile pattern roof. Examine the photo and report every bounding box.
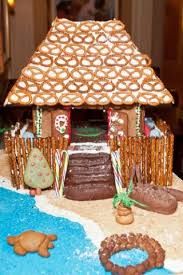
[5,18,173,106]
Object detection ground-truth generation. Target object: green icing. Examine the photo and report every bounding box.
[24,148,54,189]
[74,127,105,137]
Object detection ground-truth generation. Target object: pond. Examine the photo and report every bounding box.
[0,187,172,275]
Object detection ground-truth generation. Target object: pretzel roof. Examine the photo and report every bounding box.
[5,18,173,107]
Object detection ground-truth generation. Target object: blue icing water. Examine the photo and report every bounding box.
[0,187,172,275]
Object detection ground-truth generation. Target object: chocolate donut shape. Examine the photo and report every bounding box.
[99,233,165,275]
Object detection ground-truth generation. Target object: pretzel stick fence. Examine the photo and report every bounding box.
[109,126,173,187]
[4,135,69,189]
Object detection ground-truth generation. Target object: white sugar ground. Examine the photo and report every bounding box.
[1,150,183,273]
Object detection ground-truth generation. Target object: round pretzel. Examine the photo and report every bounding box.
[96,32,108,43]
[39,41,62,56]
[119,67,142,79]
[87,45,111,56]
[22,66,45,81]
[8,89,32,105]
[31,52,53,67]
[55,55,79,67]
[104,55,128,67]
[111,43,135,55]
[55,19,77,33]
[109,31,131,43]
[40,80,64,93]
[90,80,115,93]
[47,31,70,44]
[71,68,93,81]
[157,89,173,104]
[33,92,58,106]
[142,67,155,78]
[71,32,95,44]
[65,81,89,94]
[59,92,84,106]
[117,79,140,91]
[111,92,135,105]
[17,77,40,94]
[63,44,85,56]
[47,67,69,80]
[95,67,119,79]
[80,56,103,67]
[79,21,101,32]
[85,92,110,106]
[103,20,125,33]
[142,78,164,92]
[130,54,152,67]
[138,92,159,106]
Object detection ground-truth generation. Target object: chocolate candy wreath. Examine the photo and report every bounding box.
[98,233,165,275]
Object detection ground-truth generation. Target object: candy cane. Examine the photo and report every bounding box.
[59,150,69,197]
[111,150,123,193]
[55,150,61,196]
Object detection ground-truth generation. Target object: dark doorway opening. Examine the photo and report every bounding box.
[71,109,108,142]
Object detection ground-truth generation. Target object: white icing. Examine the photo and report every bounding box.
[43,60,51,66]
[35,97,44,104]
[18,81,26,88]
[48,71,56,78]
[143,84,152,91]
[164,95,171,103]
[29,86,38,92]
[43,83,51,90]
[35,74,43,80]
[10,94,18,101]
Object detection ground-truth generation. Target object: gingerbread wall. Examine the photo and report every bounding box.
[109,106,138,137]
[33,108,71,138]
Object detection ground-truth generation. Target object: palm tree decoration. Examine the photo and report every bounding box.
[113,179,146,225]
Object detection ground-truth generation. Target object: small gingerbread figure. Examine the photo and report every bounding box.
[7,230,57,257]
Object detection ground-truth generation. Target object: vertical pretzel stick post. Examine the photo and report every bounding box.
[124,137,128,187]
[59,136,63,150]
[146,138,151,183]
[155,138,159,185]
[151,138,156,184]
[15,137,24,187]
[11,138,20,189]
[160,137,164,186]
[7,138,16,186]
[51,137,56,190]
[63,135,69,150]
[165,135,169,185]
[168,134,174,185]
[26,138,32,156]
[141,136,145,184]
[128,137,133,183]
[47,137,51,168]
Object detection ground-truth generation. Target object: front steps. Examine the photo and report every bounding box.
[64,143,116,201]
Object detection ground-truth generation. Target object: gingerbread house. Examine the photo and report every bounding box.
[4,18,174,200]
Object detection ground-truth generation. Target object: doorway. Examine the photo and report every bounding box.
[71,109,107,142]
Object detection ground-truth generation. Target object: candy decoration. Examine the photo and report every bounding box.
[59,150,69,197]
[35,107,43,137]
[55,150,61,196]
[55,114,68,134]
[54,149,69,197]
[136,105,141,137]
[111,150,123,193]
[24,148,54,189]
